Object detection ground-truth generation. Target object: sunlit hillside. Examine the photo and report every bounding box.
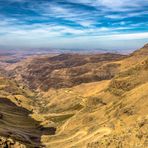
[0,44,147,147]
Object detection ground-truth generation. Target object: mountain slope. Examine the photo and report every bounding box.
[39,44,148,147]
[10,53,125,90]
[0,76,56,147]
[0,44,147,147]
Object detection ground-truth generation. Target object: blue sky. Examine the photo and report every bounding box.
[0,0,148,53]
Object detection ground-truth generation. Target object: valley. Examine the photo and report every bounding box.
[0,44,148,148]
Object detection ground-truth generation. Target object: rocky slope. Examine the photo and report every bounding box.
[10,53,125,91]
[0,44,147,147]
[0,76,56,147]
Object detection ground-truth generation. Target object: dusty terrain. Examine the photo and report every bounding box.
[0,44,148,147]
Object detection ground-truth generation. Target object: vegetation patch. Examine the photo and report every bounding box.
[50,114,74,123]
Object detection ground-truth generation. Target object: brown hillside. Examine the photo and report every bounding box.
[0,76,56,147]
[11,53,125,91]
[0,44,147,148]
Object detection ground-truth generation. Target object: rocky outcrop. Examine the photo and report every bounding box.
[0,137,26,148]
[0,97,56,147]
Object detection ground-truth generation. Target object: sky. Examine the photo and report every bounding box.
[0,0,148,53]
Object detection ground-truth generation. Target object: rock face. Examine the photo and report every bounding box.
[0,97,56,147]
[0,137,26,148]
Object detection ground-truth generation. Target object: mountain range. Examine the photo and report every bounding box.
[0,44,147,147]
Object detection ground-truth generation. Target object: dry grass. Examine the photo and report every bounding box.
[0,44,148,147]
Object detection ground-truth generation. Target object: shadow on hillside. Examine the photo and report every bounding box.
[0,97,56,147]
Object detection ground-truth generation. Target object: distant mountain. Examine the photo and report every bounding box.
[10,53,125,91]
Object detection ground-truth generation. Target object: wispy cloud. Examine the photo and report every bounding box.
[0,0,147,50]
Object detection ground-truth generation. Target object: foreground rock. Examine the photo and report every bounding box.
[0,97,56,147]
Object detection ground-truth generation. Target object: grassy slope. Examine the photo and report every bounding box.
[0,44,147,147]
[39,45,148,147]
[0,76,56,147]
[0,76,34,111]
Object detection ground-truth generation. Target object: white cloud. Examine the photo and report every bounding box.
[0,0,147,50]
[68,0,148,10]
[109,32,148,40]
